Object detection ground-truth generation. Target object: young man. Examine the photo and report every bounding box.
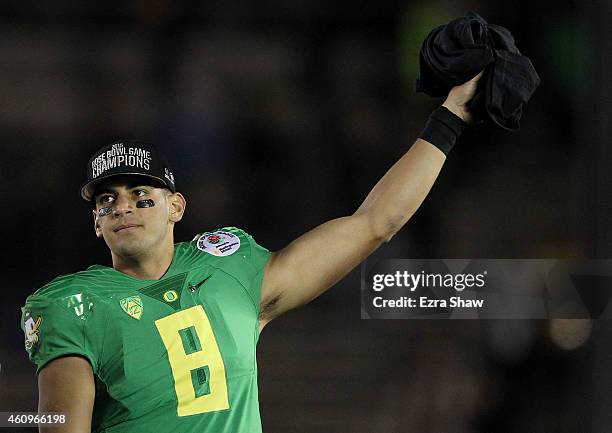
[21,74,481,433]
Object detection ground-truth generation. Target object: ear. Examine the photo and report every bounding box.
[93,208,103,238]
[167,192,186,223]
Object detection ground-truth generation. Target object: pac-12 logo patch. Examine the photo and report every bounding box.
[196,231,241,257]
[23,312,42,350]
[119,296,143,320]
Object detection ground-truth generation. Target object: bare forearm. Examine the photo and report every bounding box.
[355,139,445,241]
[38,357,95,433]
[352,71,484,241]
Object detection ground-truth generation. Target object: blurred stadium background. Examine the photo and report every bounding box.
[1,0,611,432]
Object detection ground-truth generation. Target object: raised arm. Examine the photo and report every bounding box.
[38,356,95,433]
[258,73,482,329]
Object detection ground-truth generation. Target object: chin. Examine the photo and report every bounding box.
[107,238,151,259]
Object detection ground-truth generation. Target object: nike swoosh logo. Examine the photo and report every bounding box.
[189,275,212,292]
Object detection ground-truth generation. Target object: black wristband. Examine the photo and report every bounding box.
[419,106,466,155]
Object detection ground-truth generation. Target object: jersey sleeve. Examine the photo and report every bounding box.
[21,292,103,374]
[191,226,272,314]
[217,227,272,311]
[243,230,273,309]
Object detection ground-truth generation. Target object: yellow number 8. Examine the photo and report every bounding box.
[155,305,230,416]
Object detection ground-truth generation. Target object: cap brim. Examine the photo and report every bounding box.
[81,172,172,201]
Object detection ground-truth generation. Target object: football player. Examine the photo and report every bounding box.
[21,74,481,433]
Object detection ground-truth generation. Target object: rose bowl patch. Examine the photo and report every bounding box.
[196,231,241,257]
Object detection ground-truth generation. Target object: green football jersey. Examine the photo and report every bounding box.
[21,227,271,433]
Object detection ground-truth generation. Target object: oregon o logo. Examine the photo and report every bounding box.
[163,290,179,303]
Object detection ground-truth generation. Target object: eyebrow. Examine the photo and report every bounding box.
[94,184,151,199]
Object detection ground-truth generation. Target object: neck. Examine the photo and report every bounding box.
[111,236,175,280]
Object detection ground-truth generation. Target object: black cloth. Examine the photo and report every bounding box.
[416,11,540,131]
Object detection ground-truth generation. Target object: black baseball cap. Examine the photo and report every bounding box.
[80,140,176,201]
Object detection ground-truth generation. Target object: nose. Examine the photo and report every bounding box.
[112,193,134,216]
